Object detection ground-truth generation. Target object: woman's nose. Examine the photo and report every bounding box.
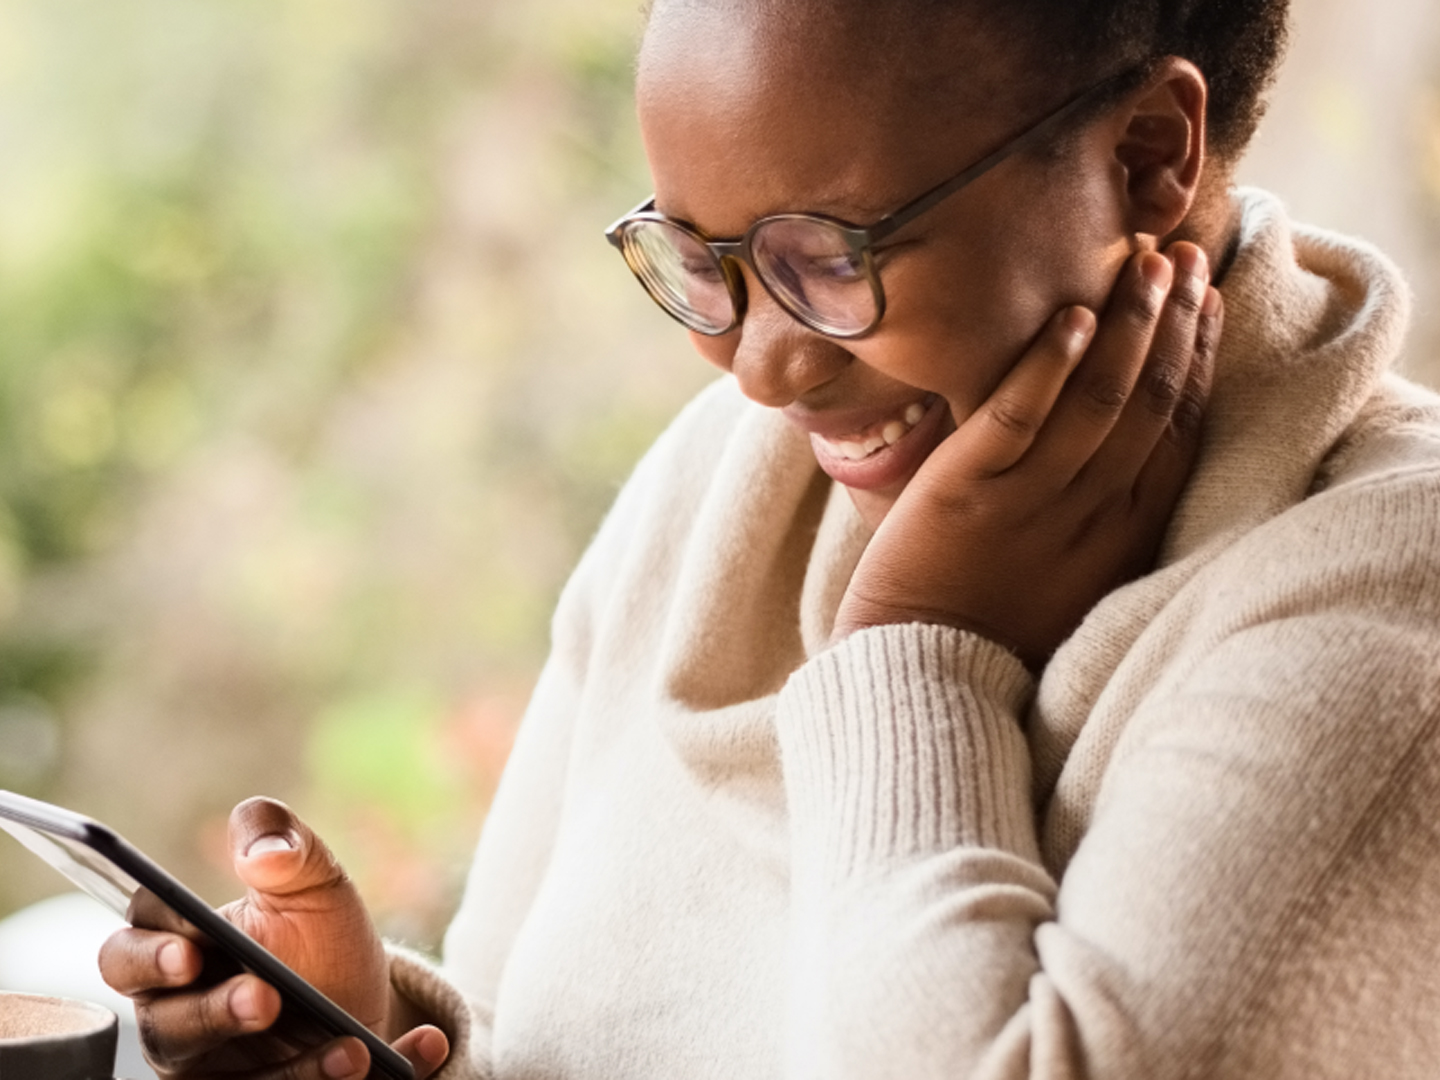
[722,284,851,409]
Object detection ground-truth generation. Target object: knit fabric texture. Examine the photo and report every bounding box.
[389,188,1440,1078]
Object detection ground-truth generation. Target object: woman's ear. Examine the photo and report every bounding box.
[1111,58,1208,239]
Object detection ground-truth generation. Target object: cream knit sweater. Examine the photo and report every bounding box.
[389,189,1440,1079]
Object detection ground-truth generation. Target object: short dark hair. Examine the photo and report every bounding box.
[969,0,1291,160]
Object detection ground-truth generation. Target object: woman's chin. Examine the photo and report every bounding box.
[843,485,902,532]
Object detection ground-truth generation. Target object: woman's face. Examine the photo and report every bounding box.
[636,3,1136,525]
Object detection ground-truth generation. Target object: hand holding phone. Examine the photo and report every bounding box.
[0,791,448,1080]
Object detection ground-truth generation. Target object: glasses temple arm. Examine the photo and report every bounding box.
[864,71,1132,245]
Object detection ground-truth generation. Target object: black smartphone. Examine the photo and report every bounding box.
[0,790,415,1080]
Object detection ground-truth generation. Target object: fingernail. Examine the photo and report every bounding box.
[418,1028,448,1065]
[158,941,186,978]
[1062,305,1095,343]
[1140,253,1173,297]
[323,1040,365,1079]
[1201,286,1222,318]
[229,981,260,1023]
[245,834,295,858]
[1171,244,1207,283]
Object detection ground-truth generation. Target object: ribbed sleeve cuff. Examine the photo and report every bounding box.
[776,623,1039,883]
[388,945,486,1080]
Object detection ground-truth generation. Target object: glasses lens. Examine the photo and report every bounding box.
[621,220,735,334]
[751,217,878,336]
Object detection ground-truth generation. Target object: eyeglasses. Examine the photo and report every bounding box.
[605,69,1134,339]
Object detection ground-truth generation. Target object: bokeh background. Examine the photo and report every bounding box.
[0,0,1437,956]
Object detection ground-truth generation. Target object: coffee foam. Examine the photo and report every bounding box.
[0,994,113,1040]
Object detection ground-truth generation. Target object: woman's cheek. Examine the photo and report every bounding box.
[873,259,1045,404]
[687,328,738,373]
[859,316,1020,423]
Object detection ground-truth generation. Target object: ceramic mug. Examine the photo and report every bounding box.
[0,990,119,1080]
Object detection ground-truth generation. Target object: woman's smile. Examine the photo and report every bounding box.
[785,393,950,491]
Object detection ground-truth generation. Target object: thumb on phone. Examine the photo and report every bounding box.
[229,795,346,898]
[221,797,390,1032]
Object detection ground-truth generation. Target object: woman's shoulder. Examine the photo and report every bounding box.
[581,374,807,551]
[1280,372,1440,597]
[1313,372,1440,495]
[549,374,820,638]
[1189,373,1440,635]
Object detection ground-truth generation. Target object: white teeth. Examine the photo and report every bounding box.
[820,398,930,463]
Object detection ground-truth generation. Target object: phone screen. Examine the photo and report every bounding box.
[0,813,141,916]
[0,790,416,1080]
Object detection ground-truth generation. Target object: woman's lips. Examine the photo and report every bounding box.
[800,394,950,491]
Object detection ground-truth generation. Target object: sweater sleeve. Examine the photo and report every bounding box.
[777,625,1053,1080]
[775,482,1440,1078]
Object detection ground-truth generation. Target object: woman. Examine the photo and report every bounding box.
[100,0,1440,1077]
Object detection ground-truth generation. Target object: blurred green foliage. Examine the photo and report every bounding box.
[0,0,711,944]
[309,689,460,835]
